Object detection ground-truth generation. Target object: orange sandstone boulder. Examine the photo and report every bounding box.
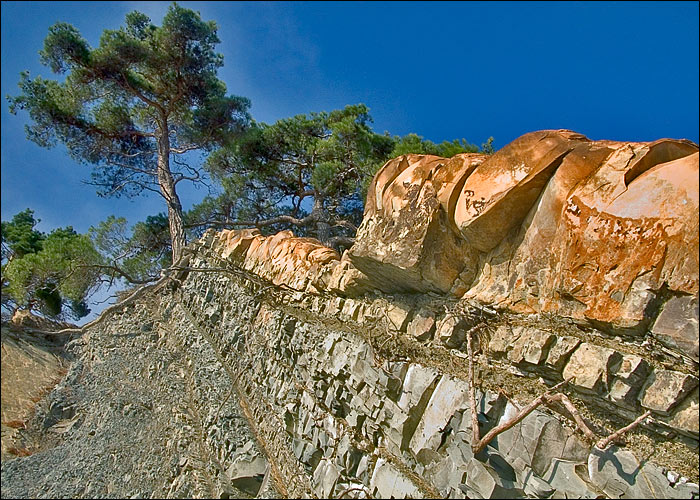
[349,153,486,293]
[213,229,341,292]
[350,129,698,355]
[540,144,698,331]
[454,130,589,252]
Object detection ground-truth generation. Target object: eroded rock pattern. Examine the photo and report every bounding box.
[355,131,698,341]
[210,130,698,360]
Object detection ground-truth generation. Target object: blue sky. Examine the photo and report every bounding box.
[1,1,698,318]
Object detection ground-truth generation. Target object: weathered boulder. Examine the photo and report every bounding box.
[213,228,340,292]
[349,153,485,293]
[369,458,423,499]
[651,294,699,362]
[608,354,650,407]
[562,343,622,394]
[348,130,698,355]
[543,147,699,331]
[454,130,589,252]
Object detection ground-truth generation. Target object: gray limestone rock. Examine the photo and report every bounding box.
[409,375,470,456]
[227,454,267,496]
[652,294,699,362]
[543,458,601,498]
[460,455,524,499]
[369,458,423,499]
[545,335,581,371]
[507,327,556,365]
[586,445,697,499]
[312,459,340,498]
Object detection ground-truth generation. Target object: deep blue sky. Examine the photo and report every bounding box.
[2,1,698,234]
[1,1,698,319]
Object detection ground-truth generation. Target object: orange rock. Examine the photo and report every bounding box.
[212,228,340,292]
[204,130,699,359]
[350,153,486,293]
[454,130,589,252]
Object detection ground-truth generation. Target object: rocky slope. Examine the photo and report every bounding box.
[1,130,698,499]
[1,313,77,460]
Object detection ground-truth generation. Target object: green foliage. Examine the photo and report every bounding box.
[1,209,45,260]
[481,136,495,155]
[197,104,394,244]
[389,133,494,158]
[190,102,494,247]
[2,209,175,320]
[2,220,103,320]
[8,3,251,260]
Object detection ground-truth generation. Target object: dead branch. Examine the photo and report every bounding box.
[467,323,587,454]
[466,323,482,450]
[335,485,371,499]
[596,410,652,450]
[465,326,655,456]
[48,273,172,336]
[542,393,597,443]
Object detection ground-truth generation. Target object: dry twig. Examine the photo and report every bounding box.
[596,410,652,450]
[335,485,371,499]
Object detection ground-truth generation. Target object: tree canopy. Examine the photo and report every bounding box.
[189,104,393,247]
[88,213,172,285]
[1,209,45,261]
[1,210,103,320]
[6,3,497,303]
[7,3,251,262]
[390,133,494,157]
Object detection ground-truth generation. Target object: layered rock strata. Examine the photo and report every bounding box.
[210,130,699,362]
[2,130,698,499]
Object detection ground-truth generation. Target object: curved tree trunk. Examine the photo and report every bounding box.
[157,119,187,263]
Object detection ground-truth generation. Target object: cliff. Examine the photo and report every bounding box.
[1,130,698,499]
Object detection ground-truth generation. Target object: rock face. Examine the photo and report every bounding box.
[350,130,699,347]
[3,130,698,499]
[349,153,485,294]
[210,130,698,359]
[1,321,71,460]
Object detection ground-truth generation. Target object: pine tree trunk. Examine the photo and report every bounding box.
[157,119,186,263]
[312,197,331,245]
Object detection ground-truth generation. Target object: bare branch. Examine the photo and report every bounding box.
[466,323,483,449]
[170,144,201,154]
[467,323,597,455]
[185,214,318,231]
[335,485,370,499]
[543,393,598,443]
[71,263,159,285]
[103,158,157,177]
[596,411,652,450]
